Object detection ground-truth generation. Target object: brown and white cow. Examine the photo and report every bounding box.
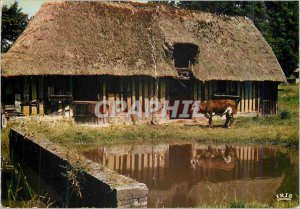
[195,99,238,128]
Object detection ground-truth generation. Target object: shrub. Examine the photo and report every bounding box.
[279,110,291,120]
[229,200,245,208]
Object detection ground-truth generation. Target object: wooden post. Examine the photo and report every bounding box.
[43,76,48,115]
[69,76,73,117]
[132,77,136,107]
[237,82,241,112]
[193,80,197,101]
[204,82,208,101]
[29,77,33,115]
[256,82,259,112]
[241,82,244,112]
[197,81,200,100]
[160,79,166,118]
[144,77,149,115]
[149,79,154,101]
[208,81,212,100]
[249,83,252,112]
[120,78,124,103]
[103,79,107,123]
[149,79,154,118]
[252,82,256,112]
[139,77,143,115]
[39,77,44,115]
[226,81,230,94]
[245,82,249,112]
[108,93,114,116]
[213,81,217,96]
[36,78,40,115]
[201,81,205,101]
[127,78,132,112]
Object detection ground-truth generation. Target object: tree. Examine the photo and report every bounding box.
[169,1,299,77]
[1,2,29,52]
[264,2,299,76]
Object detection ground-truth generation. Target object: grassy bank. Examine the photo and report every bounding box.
[1,84,299,153]
[196,199,299,208]
[1,84,299,208]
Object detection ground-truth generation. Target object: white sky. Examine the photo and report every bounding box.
[3,0,48,17]
[2,0,148,17]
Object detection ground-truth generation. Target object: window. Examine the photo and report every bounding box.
[173,43,199,69]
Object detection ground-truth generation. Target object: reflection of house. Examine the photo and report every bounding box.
[83,144,285,184]
[83,144,286,207]
[1,2,286,122]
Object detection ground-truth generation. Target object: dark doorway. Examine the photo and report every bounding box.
[169,80,193,119]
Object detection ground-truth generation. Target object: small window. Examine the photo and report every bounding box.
[173,43,199,69]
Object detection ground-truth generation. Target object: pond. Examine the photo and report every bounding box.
[81,143,299,208]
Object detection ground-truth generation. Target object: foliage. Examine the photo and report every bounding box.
[279,110,291,120]
[1,1,29,52]
[2,163,53,207]
[229,200,245,208]
[156,1,299,77]
[60,163,85,207]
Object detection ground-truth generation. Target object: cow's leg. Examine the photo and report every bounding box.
[229,113,235,128]
[208,114,213,128]
[224,113,230,128]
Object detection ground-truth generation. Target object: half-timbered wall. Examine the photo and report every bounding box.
[1,76,279,121]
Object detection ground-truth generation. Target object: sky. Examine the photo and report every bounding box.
[3,0,48,16]
[2,0,147,17]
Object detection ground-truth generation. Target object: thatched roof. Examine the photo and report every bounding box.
[1,1,286,82]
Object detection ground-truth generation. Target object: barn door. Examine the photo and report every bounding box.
[169,80,193,119]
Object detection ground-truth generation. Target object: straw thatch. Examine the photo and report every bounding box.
[1,1,286,82]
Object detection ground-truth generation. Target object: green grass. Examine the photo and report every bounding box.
[1,84,299,152]
[196,200,299,208]
[1,84,299,208]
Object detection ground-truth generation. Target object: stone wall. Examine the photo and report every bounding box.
[9,129,148,208]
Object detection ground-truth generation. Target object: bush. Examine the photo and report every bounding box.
[279,110,291,120]
[229,201,245,208]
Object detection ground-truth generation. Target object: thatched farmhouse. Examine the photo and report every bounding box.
[1,2,286,123]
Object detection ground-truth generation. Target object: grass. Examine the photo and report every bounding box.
[1,163,53,208]
[1,84,299,153]
[196,200,299,208]
[1,84,299,208]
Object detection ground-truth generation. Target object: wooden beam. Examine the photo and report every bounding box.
[160,79,166,104]
[226,81,230,94]
[208,81,212,100]
[245,82,249,112]
[253,82,256,112]
[29,77,33,115]
[127,78,132,112]
[197,81,200,100]
[237,82,241,112]
[120,78,124,103]
[204,82,208,101]
[36,78,40,115]
[201,81,205,101]
[193,80,197,101]
[143,77,149,114]
[257,82,260,112]
[241,82,244,112]
[139,77,143,114]
[249,81,253,112]
[102,79,107,123]
[132,77,136,107]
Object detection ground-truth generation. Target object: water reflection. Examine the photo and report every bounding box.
[82,144,298,208]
